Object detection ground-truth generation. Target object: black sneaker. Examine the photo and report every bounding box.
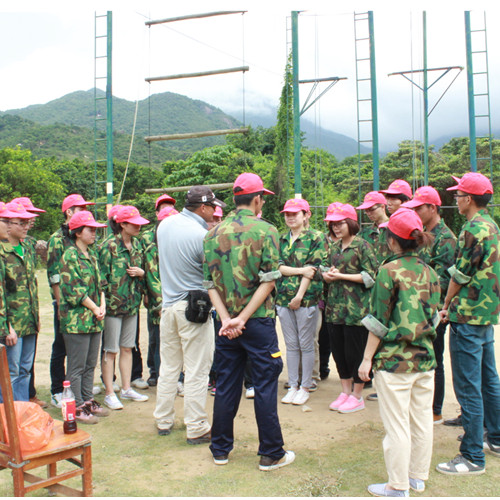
[158,428,171,436]
[147,376,157,387]
[187,431,211,445]
[259,451,295,471]
[444,414,462,427]
[213,454,229,465]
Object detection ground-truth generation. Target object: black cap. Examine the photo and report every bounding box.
[185,186,226,208]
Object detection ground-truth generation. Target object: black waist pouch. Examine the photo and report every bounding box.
[185,290,212,323]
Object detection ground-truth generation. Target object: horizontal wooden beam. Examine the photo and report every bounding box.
[146,66,249,83]
[146,11,247,26]
[145,128,249,142]
[146,183,234,194]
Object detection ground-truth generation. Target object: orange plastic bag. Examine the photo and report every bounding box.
[0,401,54,453]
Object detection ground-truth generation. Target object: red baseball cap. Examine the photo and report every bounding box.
[233,173,274,196]
[68,211,107,231]
[380,207,423,240]
[213,206,223,218]
[157,206,179,221]
[155,194,177,209]
[11,197,46,213]
[281,198,310,213]
[107,205,124,220]
[5,202,37,219]
[402,186,442,208]
[324,203,357,222]
[380,179,413,198]
[356,191,387,210]
[62,194,95,213]
[446,172,494,195]
[0,202,20,218]
[115,206,150,225]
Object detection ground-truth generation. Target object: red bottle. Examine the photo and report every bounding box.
[62,380,77,434]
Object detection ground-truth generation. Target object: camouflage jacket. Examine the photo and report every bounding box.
[47,226,73,299]
[419,218,456,303]
[140,226,156,249]
[142,235,162,324]
[0,241,39,337]
[276,228,329,307]
[59,246,105,334]
[358,224,391,265]
[365,253,440,373]
[448,209,500,325]
[0,257,7,336]
[203,208,281,319]
[325,236,378,325]
[99,232,144,317]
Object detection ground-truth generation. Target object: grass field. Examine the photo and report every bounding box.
[0,271,499,496]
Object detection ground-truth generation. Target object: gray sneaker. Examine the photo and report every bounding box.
[484,439,500,458]
[131,378,149,390]
[436,454,485,475]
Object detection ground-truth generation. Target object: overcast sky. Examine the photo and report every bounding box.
[1,0,500,151]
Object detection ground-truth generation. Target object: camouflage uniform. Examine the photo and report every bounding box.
[99,232,144,317]
[47,227,73,299]
[362,253,440,491]
[0,257,8,336]
[203,208,286,460]
[0,240,39,401]
[358,224,391,265]
[446,209,500,468]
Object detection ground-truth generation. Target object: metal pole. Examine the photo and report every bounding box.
[423,11,429,185]
[106,11,114,211]
[368,11,380,190]
[291,11,302,197]
[464,11,477,171]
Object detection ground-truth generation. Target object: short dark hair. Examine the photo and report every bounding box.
[345,218,360,236]
[185,203,203,212]
[69,226,84,241]
[109,218,121,235]
[387,228,434,251]
[470,193,492,207]
[385,193,410,203]
[234,191,263,207]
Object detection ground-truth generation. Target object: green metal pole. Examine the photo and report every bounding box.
[106,11,114,211]
[291,11,302,197]
[423,11,429,185]
[368,11,380,190]
[464,11,477,172]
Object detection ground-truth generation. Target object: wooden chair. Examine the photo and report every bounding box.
[0,344,93,496]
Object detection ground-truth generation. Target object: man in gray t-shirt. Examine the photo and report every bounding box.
[153,186,225,444]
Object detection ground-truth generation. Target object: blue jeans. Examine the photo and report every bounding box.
[449,322,500,467]
[3,334,37,402]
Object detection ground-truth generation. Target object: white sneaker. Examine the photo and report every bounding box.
[281,387,298,404]
[121,388,149,402]
[92,385,102,396]
[177,382,184,397]
[113,381,120,392]
[245,387,255,399]
[104,393,124,410]
[259,450,296,471]
[50,393,63,409]
[131,378,149,390]
[292,387,310,406]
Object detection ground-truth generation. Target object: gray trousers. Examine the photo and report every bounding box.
[277,305,319,390]
[63,333,101,406]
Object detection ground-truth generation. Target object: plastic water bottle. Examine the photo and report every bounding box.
[62,380,77,434]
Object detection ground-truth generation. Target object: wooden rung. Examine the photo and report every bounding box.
[146,66,249,83]
[145,11,247,26]
[145,128,249,142]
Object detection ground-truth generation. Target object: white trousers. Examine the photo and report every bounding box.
[153,300,214,438]
[375,370,434,490]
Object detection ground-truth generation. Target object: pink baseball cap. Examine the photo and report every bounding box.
[115,206,150,225]
[380,207,423,240]
[0,202,20,218]
[446,172,494,195]
[107,205,124,220]
[157,206,179,221]
[380,179,413,198]
[213,206,223,218]
[68,211,107,231]
[233,173,274,196]
[5,202,37,219]
[155,194,177,209]
[11,197,46,213]
[324,203,357,222]
[402,186,442,208]
[62,194,95,213]
[281,198,310,213]
[356,191,387,210]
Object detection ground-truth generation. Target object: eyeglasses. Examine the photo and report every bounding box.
[8,221,30,227]
[330,221,347,227]
[453,194,470,199]
[365,205,381,213]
